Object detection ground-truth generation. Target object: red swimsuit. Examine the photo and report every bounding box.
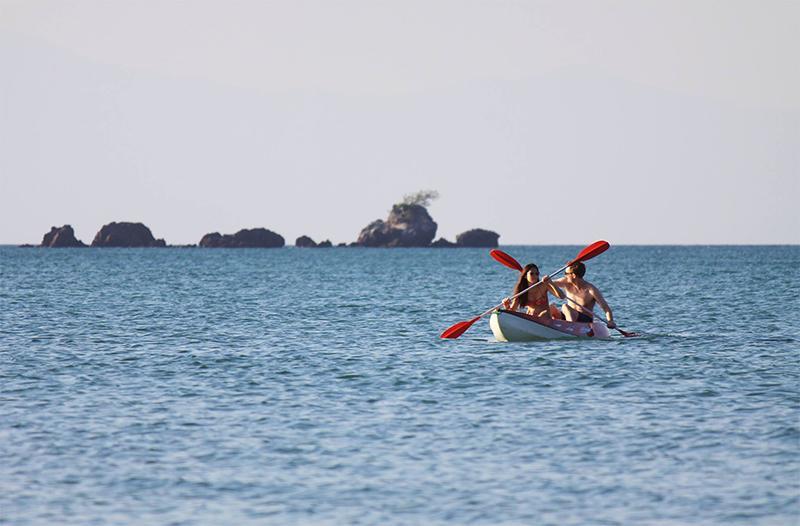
[525,296,549,309]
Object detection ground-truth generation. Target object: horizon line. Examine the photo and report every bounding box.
[2,243,798,248]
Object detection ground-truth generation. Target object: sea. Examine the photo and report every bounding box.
[1,245,798,525]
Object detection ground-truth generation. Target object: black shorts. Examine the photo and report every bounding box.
[575,312,593,323]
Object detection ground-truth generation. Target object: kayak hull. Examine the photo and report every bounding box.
[489,309,611,342]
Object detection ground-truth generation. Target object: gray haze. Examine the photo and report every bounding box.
[1,0,798,245]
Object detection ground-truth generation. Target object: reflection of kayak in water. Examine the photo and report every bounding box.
[489,309,611,342]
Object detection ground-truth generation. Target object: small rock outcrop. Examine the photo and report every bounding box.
[456,229,500,247]
[41,225,86,247]
[91,222,166,247]
[431,237,457,248]
[296,235,317,248]
[356,203,437,247]
[199,228,284,248]
[295,236,333,248]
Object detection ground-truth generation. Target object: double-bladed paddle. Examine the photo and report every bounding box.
[440,240,610,339]
[489,247,639,338]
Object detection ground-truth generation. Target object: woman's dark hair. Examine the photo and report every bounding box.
[511,263,539,307]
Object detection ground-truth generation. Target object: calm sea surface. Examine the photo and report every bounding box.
[1,245,798,525]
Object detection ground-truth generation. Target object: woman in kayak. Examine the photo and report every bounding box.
[502,263,564,318]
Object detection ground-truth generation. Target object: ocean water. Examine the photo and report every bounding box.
[1,245,798,525]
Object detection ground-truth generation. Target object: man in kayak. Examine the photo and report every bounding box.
[552,262,617,328]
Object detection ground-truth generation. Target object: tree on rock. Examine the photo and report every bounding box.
[402,190,439,208]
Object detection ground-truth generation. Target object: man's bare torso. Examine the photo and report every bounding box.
[560,279,597,316]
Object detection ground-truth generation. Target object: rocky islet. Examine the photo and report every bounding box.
[199,228,285,248]
[91,222,166,247]
[40,225,86,248]
[295,236,332,248]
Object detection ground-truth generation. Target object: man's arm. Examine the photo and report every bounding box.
[590,285,616,328]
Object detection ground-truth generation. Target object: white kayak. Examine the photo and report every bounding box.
[489,309,611,342]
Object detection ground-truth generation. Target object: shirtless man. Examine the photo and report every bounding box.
[552,261,617,328]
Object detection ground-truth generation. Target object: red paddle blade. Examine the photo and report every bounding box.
[568,240,610,266]
[440,317,480,339]
[490,249,523,272]
[617,328,640,338]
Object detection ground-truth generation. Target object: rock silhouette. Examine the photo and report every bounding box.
[456,229,500,247]
[431,237,457,248]
[356,204,437,247]
[199,228,285,248]
[91,222,166,247]
[41,225,86,247]
[295,236,333,248]
[295,235,317,248]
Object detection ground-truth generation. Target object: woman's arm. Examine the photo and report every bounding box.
[502,297,520,311]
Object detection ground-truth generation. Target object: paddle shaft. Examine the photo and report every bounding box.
[508,280,612,326]
[561,298,637,336]
[501,267,611,324]
[561,296,607,323]
[478,263,571,319]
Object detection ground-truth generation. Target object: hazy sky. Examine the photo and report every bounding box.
[1,0,798,245]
